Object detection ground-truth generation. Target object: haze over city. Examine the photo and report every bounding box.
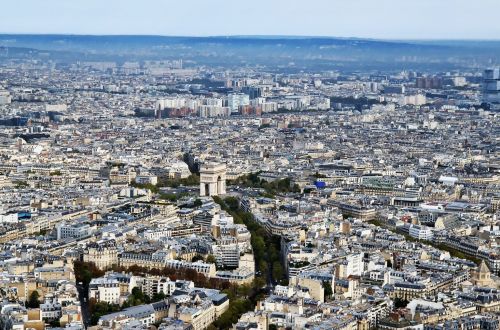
[0,2,499,330]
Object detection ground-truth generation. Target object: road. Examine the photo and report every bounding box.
[76,283,91,327]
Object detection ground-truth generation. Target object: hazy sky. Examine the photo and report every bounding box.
[1,0,499,39]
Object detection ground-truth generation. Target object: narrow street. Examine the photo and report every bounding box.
[76,283,90,327]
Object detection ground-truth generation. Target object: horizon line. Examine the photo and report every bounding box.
[1,32,500,43]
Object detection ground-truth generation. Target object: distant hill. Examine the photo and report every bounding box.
[1,34,499,71]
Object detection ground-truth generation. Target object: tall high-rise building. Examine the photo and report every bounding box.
[227,93,250,113]
[483,68,500,107]
[242,86,263,99]
[415,76,442,89]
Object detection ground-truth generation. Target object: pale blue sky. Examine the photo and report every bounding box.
[1,0,499,39]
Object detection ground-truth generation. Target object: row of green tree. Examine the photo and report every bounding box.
[130,174,199,191]
[157,174,200,188]
[211,196,288,328]
[129,174,200,201]
[74,260,235,296]
[124,287,167,307]
[227,172,300,196]
[158,191,189,202]
[213,196,286,285]
[74,260,105,286]
[88,299,121,325]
